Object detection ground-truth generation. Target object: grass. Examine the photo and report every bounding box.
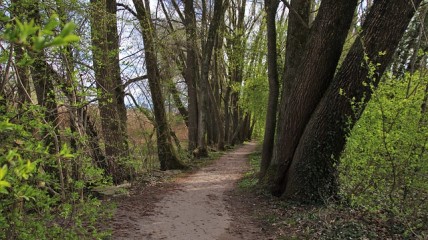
[239,149,261,189]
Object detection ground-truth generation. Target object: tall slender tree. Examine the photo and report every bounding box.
[197,0,228,156]
[259,0,280,179]
[184,0,200,153]
[132,0,186,170]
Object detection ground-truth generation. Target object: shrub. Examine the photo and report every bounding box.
[340,72,428,237]
[0,106,110,239]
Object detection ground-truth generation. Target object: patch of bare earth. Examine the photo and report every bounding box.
[109,142,270,240]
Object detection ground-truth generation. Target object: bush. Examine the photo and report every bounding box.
[340,72,428,237]
[0,106,110,239]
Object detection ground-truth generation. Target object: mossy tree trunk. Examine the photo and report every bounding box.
[90,0,130,183]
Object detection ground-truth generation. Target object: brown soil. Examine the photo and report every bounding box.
[109,142,271,240]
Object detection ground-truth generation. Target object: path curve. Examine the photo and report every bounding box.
[112,142,259,239]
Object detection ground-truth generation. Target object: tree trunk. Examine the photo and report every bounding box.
[14,45,31,107]
[212,36,226,150]
[282,0,423,202]
[259,0,280,179]
[168,80,189,126]
[263,0,311,179]
[197,0,228,157]
[27,3,60,155]
[184,0,199,153]
[90,0,130,183]
[272,0,358,196]
[132,0,186,170]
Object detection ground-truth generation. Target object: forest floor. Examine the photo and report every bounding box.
[107,142,272,240]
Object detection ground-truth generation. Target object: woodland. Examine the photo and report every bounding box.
[0,0,427,239]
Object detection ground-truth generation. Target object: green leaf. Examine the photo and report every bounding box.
[0,180,11,188]
[44,14,60,32]
[60,143,74,158]
[59,22,76,37]
[0,165,7,180]
[0,187,9,194]
[62,34,80,43]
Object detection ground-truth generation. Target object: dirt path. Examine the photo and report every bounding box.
[111,142,265,240]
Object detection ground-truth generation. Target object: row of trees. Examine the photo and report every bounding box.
[1,0,427,237]
[1,0,268,237]
[1,0,265,186]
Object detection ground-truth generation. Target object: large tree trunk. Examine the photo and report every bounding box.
[90,0,130,183]
[14,45,31,107]
[272,0,358,196]
[282,0,423,202]
[132,0,186,170]
[184,0,199,153]
[262,0,311,180]
[31,54,60,153]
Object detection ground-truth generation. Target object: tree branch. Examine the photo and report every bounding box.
[117,3,138,19]
[124,75,148,88]
[281,0,310,29]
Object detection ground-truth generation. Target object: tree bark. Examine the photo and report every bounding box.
[184,0,199,153]
[264,0,311,178]
[282,0,422,202]
[90,0,130,183]
[26,3,60,155]
[272,0,358,196]
[14,45,31,107]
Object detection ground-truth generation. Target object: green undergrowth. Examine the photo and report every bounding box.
[237,140,427,239]
[239,147,261,189]
[0,106,113,239]
[339,74,428,238]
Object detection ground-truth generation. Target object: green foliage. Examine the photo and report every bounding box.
[0,107,111,239]
[1,14,80,51]
[240,24,269,138]
[239,150,261,189]
[0,10,110,238]
[340,72,428,237]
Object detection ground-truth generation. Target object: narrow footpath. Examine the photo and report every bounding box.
[111,142,266,240]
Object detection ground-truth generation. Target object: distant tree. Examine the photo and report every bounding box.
[132,0,186,170]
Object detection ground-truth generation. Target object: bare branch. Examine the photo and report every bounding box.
[124,75,148,88]
[117,3,138,19]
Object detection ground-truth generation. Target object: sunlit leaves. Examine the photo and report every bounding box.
[0,165,11,194]
[1,13,80,51]
[340,72,428,229]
